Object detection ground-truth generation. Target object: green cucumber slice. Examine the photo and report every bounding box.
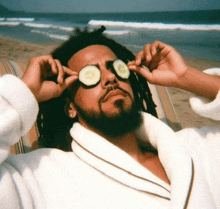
[79,65,101,86]
[113,59,130,79]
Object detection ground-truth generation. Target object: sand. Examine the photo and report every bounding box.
[168,57,220,129]
[0,35,220,129]
[0,36,59,64]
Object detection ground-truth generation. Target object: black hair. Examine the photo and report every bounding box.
[37,26,157,151]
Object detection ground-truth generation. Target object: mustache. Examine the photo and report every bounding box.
[99,86,131,103]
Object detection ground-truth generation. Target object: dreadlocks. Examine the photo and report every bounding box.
[37,26,157,151]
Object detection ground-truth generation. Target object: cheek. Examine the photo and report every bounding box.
[128,85,134,100]
[121,81,135,101]
[73,87,101,111]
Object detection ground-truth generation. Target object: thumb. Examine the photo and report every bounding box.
[129,65,153,83]
[138,66,154,83]
[59,75,78,93]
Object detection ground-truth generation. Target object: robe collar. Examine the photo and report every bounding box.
[70,112,193,208]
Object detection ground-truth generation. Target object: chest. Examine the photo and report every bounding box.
[140,154,170,185]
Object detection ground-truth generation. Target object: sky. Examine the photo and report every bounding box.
[1,0,220,13]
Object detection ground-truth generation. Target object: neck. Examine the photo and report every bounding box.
[84,121,146,161]
[79,117,155,162]
[106,132,144,161]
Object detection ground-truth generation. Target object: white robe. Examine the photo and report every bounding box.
[0,69,219,209]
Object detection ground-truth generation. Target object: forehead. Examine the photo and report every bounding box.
[67,45,117,73]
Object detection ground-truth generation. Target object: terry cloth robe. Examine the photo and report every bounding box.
[0,68,220,209]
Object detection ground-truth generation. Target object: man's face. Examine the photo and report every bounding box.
[68,45,134,117]
[68,45,142,137]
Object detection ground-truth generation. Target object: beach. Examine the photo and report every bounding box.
[0,36,59,64]
[0,35,220,129]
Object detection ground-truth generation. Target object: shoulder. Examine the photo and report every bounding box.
[175,125,220,158]
[7,148,79,171]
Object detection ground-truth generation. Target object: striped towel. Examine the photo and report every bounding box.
[148,83,181,131]
[0,59,39,154]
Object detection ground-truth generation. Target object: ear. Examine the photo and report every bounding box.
[68,102,77,118]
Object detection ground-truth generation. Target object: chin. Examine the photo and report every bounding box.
[102,99,132,118]
[76,98,142,137]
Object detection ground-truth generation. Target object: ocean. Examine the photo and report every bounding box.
[0,10,220,61]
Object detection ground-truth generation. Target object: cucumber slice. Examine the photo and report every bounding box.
[79,65,101,86]
[113,59,130,79]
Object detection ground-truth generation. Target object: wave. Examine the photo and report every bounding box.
[48,34,69,40]
[89,20,220,31]
[57,26,74,32]
[104,30,131,35]
[25,22,52,29]
[6,18,35,22]
[31,30,69,41]
[24,22,74,31]
[0,21,21,26]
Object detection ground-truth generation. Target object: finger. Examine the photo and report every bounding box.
[152,40,171,56]
[144,44,152,63]
[46,56,59,75]
[128,64,140,71]
[152,40,167,49]
[150,44,157,57]
[57,75,79,95]
[135,51,144,66]
[63,66,78,76]
[64,75,79,88]
[127,60,136,66]
[135,66,154,83]
[55,59,64,84]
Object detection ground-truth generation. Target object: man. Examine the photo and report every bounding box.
[0,27,220,208]
[37,26,158,151]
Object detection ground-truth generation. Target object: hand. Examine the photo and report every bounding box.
[128,41,189,88]
[22,55,78,102]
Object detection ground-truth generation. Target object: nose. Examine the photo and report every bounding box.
[101,68,118,88]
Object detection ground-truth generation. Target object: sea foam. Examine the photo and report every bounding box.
[6,18,35,22]
[24,22,74,32]
[0,21,21,26]
[31,30,69,41]
[89,20,220,31]
[104,30,131,35]
[24,23,52,29]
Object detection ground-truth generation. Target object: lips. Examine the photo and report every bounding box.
[102,89,127,102]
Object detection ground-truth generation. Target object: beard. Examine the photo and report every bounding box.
[73,96,143,138]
